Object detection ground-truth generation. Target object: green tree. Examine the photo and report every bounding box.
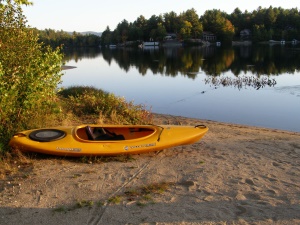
[133,15,147,40]
[181,8,202,38]
[116,19,129,43]
[100,26,112,45]
[264,6,277,29]
[228,8,244,36]
[252,24,273,41]
[156,22,167,41]
[146,15,160,41]
[201,9,235,43]
[0,0,63,152]
[179,20,192,39]
[101,6,300,44]
[163,11,179,33]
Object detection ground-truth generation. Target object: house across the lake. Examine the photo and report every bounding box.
[202,31,217,41]
[240,29,251,40]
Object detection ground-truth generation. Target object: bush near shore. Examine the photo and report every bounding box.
[58,86,153,125]
[0,86,152,156]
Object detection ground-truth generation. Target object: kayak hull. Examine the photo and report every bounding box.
[9,124,208,156]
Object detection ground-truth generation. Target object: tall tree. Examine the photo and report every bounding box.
[264,6,277,29]
[229,8,244,35]
[163,11,178,33]
[116,19,129,43]
[201,9,235,43]
[179,20,192,39]
[146,15,159,41]
[181,8,203,38]
[134,15,147,40]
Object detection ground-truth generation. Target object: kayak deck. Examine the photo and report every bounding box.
[9,124,208,156]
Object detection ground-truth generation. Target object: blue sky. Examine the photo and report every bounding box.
[22,0,299,32]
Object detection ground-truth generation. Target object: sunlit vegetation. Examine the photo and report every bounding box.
[58,86,153,125]
[0,1,152,155]
[100,7,300,46]
[106,181,175,206]
[34,7,300,48]
[0,85,153,155]
[0,0,63,153]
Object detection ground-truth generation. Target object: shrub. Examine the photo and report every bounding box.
[58,86,153,124]
[0,0,64,153]
[0,1,152,154]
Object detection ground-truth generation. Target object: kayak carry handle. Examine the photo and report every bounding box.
[157,126,164,142]
[195,125,207,128]
[149,124,165,142]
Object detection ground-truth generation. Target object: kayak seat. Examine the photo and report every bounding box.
[86,126,125,141]
[86,126,96,140]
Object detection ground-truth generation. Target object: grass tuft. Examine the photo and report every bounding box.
[141,182,174,195]
[75,200,94,208]
[108,196,122,204]
[122,181,174,206]
[58,86,153,125]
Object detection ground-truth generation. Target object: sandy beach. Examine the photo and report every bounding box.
[1,114,299,225]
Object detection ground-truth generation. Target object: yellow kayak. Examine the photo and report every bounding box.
[9,124,208,156]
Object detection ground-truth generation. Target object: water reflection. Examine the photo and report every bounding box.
[62,45,300,132]
[63,47,102,62]
[64,45,300,82]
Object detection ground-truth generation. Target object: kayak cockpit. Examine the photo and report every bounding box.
[75,126,156,141]
[86,126,125,140]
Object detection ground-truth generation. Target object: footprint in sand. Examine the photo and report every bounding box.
[236,205,247,216]
[245,178,255,186]
[272,162,281,167]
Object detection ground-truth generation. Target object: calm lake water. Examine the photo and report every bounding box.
[62,45,300,132]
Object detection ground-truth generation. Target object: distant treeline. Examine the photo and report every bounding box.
[35,6,300,47]
[33,29,101,48]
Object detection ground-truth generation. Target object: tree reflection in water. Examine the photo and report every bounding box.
[62,45,300,132]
